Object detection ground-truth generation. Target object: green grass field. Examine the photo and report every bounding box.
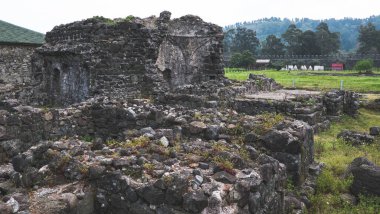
[225,69,380,93]
[311,109,380,213]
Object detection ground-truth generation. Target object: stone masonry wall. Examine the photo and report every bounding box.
[0,98,293,214]
[30,12,224,107]
[0,45,36,84]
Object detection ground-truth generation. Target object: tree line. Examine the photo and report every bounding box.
[225,15,380,52]
[225,22,380,68]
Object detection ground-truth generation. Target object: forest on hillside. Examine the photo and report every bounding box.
[225,15,380,52]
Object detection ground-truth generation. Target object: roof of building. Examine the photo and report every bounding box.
[0,20,44,45]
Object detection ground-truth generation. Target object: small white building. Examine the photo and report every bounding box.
[314,66,324,71]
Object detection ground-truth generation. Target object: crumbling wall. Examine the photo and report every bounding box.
[233,90,359,133]
[30,12,224,107]
[0,45,36,84]
[31,17,164,106]
[156,15,224,88]
[323,90,359,117]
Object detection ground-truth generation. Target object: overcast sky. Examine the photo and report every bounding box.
[1,0,380,33]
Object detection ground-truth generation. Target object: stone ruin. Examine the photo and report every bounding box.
[0,11,362,214]
[29,11,223,106]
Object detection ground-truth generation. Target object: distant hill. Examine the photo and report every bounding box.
[225,15,380,52]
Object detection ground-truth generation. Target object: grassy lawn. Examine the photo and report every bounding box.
[310,108,380,213]
[225,70,380,93]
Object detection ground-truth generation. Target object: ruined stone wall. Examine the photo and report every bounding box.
[30,12,224,107]
[0,98,293,214]
[156,15,224,87]
[233,90,359,133]
[0,45,36,84]
[31,18,163,106]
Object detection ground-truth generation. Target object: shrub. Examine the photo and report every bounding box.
[354,59,373,71]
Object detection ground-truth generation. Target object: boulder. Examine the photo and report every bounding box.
[205,125,220,140]
[337,130,374,146]
[213,171,237,184]
[138,185,166,205]
[285,195,304,212]
[369,126,380,136]
[140,127,156,137]
[189,121,207,134]
[183,190,208,213]
[159,136,169,147]
[348,157,380,196]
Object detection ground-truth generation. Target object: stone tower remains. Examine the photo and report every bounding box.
[31,11,224,106]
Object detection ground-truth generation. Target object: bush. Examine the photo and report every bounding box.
[230,50,255,69]
[354,59,373,71]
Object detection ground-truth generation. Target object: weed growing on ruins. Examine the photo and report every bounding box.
[92,16,115,25]
[124,15,135,22]
[193,111,203,120]
[124,136,150,149]
[105,139,121,147]
[78,165,90,177]
[310,108,380,213]
[238,148,251,162]
[80,135,94,142]
[211,142,231,153]
[253,112,284,135]
[122,167,143,179]
[147,144,170,157]
[286,177,296,192]
[143,163,155,175]
[226,124,245,136]
[162,174,174,185]
[212,156,236,175]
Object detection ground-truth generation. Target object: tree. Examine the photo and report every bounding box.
[230,50,256,68]
[261,35,285,55]
[315,22,340,55]
[230,28,260,54]
[299,30,321,55]
[357,23,380,54]
[281,24,302,55]
[223,29,236,57]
